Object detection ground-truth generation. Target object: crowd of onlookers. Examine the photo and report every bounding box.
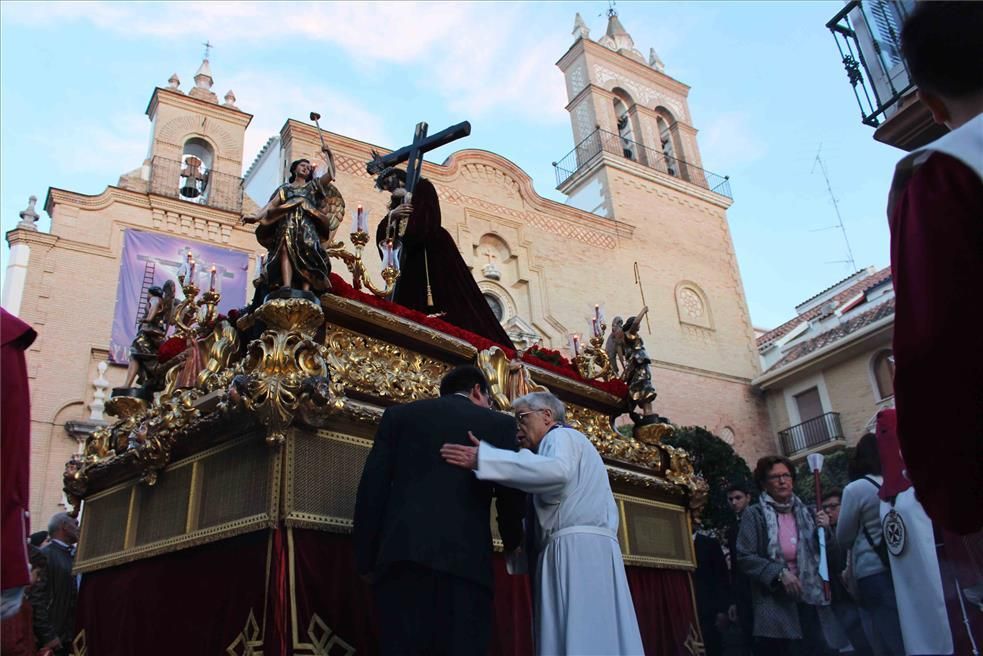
[1,513,79,656]
[693,413,954,656]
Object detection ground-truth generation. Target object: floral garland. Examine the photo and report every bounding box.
[326,274,628,398]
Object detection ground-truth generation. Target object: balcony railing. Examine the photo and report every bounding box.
[826,0,915,129]
[552,127,732,200]
[778,412,845,458]
[149,156,244,214]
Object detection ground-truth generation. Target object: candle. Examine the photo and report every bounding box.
[595,304,600,321]
[188,259,196,283]
[592,318,599,337]
[572,334,581,356]
[209,266,217,291]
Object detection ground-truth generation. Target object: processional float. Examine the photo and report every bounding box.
[64,116,710,656]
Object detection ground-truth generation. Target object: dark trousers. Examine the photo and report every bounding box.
[754,603,832,656]
[373,562,492,656]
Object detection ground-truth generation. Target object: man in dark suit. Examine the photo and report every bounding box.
[31,512,78,655]
[353,365,525,656]
[694,531,731,656]
[725,483,754,655]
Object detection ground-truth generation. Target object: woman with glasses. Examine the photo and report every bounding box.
[440,391,644,655]
[736,455,832,656]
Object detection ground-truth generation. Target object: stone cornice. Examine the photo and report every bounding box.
[5,228,58,248]
[45,185,246,224]
[45,186,150,216]
[146,87,253,128]
[147,193,245,223]
[560,151,732,210]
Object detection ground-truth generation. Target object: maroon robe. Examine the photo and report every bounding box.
[889,152,983,534]
[1,308,37,592]
[376,178,514,348]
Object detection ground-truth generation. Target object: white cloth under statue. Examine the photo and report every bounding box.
[475,426,644,656]
[880,489,953,655]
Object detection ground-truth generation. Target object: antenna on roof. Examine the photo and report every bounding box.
[810,143,857,273]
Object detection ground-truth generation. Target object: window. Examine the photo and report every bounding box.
[872,349,895,400]
[612,97,635,160]
[656,117,677,176]
[484,293,504,322]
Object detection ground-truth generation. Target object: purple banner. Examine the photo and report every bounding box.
[109,230,251,364]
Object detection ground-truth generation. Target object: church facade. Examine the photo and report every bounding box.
[5,13,772,523]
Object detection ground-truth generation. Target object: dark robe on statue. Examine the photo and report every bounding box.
[376,178,514,348]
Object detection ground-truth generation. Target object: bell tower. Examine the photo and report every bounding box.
[142,54,252,213]
[555,9,718,216]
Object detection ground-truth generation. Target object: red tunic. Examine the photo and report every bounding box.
[888,152,983,534]
[1,308,37,591]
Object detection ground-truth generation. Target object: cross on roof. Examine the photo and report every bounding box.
[202,40,213,60]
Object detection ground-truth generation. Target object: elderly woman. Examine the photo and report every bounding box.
[836,433,905,656]
[736,455,830,656]
[441,391,644,656]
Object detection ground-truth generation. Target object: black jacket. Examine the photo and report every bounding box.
[353,395,525,589]
[693,533,731,620]
[31,541,77,646]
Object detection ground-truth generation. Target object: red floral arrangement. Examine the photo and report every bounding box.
[326,274,628,398]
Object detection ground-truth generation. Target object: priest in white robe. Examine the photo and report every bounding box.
[441,391,644,656]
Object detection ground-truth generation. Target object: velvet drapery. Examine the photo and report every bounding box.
[75,528,696,655]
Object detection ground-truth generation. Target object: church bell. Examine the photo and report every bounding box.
[179,156,208,199]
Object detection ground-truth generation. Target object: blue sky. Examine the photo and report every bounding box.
[0,1,901,328]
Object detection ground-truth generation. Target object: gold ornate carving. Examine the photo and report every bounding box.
[236,299,343,446]
[634,421,675,446]
[325,229,399,298]
[319,294,477,359]
[573,326,613,382]
[226,609,263,656]
[477,347,547,411]
[198,318,240,392]
[134,388,203,485]
[323,324,448,404]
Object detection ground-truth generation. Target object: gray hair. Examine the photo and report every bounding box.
[47,512,74,535]
[512,391,566,423]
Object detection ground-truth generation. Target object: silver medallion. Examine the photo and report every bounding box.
[883,508,906,557]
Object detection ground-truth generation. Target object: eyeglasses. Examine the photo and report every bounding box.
[515,409,546,423]
[821,502,841,511]
[766,473,793,482]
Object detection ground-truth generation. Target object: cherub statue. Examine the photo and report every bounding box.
[124,280,176,389]
[242,146,344,293]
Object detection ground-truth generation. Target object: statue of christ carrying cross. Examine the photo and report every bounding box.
[369,121,514,348]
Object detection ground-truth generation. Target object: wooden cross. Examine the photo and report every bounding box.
[366,120,471,194]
